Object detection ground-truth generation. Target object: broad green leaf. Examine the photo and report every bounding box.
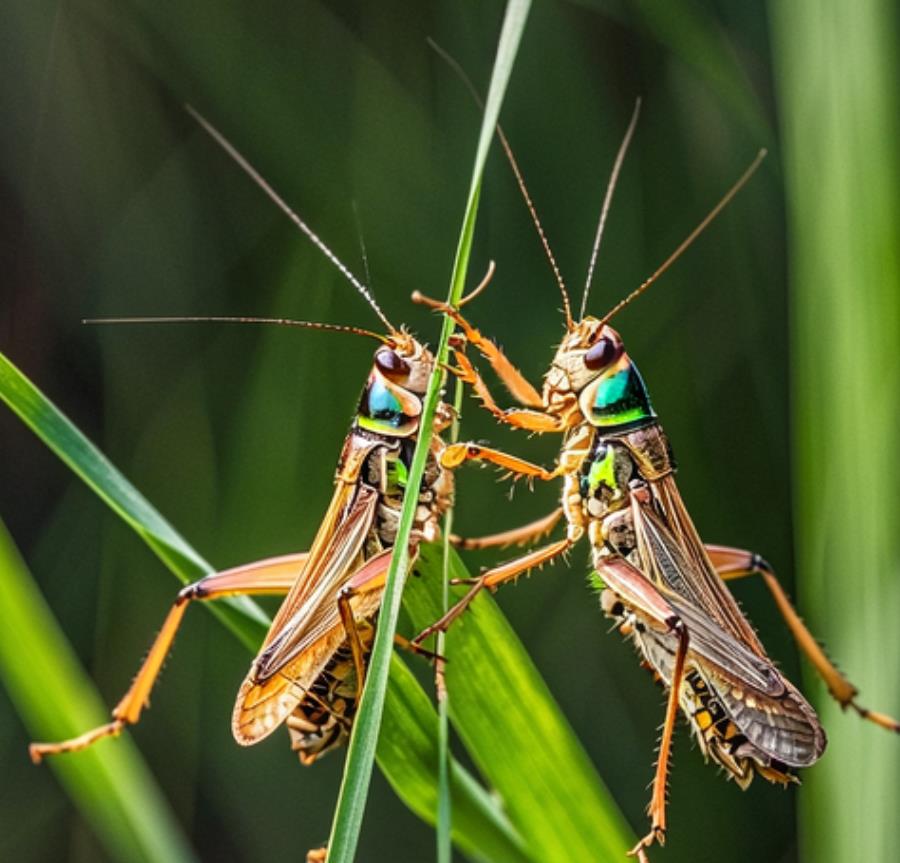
[378,655,529,863]
[0,519,196,863]
[406,545,634,861]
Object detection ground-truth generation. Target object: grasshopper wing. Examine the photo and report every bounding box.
[626,497,826,768]
[670,599,826,768]
[232,479,381,745]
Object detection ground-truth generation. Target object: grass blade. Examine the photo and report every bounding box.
[436,374,466,863]
[0,352,268,649]
[0,519,196,863]
[326,3,532,860]
[378,655,529,863]
[771,2,900,860]
[406,546,634,860]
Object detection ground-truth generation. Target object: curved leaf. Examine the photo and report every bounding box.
[0,519,196,863]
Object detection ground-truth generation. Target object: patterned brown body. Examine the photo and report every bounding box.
[282,432,452,763]
[585,424,824,784]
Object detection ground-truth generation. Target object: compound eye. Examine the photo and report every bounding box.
[375,348,410,379]
[584,337,620,371]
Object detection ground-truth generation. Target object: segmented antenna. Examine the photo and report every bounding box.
[83,316,389,343]
[185,105,396,334]
[428,40,574,330]
[600,149,768,326]
[581,98,641,320]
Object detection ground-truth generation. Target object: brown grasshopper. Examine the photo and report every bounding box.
[29,108,458,766]
[412,103,899,861]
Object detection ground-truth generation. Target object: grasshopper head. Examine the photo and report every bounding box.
[356,331,433,437]
[545,318,656,430]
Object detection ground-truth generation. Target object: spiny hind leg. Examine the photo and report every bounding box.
[708,543,899,734]
[29,553,309,762]
[596,556,689,860]
[629,618,687,861]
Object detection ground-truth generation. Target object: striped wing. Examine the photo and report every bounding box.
[231,478,380,745]
[630,594,826,768]
[636,479,767,652]
[622,497,825,767]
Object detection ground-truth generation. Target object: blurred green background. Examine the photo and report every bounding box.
[2,1,898,862]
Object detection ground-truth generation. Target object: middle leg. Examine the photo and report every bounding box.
[451,506,564,550]
[413,536,574,646]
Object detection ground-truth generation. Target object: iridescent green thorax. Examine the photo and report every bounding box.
[357,374,418,436]
[581,358,655,430]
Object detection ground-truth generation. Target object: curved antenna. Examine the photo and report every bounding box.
[459,259,496,307]
[600,148,767,326]
[185,105,396,334]
[428,40,574,331]
[83,316,390,343]
[410,259,496,310]
[581,98,641,320]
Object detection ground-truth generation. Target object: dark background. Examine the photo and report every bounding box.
[2,2,897,862]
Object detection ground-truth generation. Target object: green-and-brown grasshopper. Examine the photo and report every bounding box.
[413,104,899,861]
[29,108,457,766]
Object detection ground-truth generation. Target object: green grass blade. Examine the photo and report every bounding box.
[771,2,900,860]
[326,3,532,860]
[0,519,197,863]
[0,351,268,649]
[378,655,529,863]
[436,373,467,863]
[406,546,634,860]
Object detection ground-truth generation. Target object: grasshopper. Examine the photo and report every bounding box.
[29,108,457,766]
[413,103,899,860]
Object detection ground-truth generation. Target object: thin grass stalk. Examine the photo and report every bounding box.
[325,3,532,859]
[436,362,466,863]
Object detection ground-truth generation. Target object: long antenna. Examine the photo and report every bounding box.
[184,105,396,334]
[83,316,389,343]
[351,200,374,291]
[600,148,767,326]
[428,39,574,331]
[581,98,641,320]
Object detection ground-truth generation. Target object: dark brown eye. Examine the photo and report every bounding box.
[375,348,410,378]
[584,337,619,370]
